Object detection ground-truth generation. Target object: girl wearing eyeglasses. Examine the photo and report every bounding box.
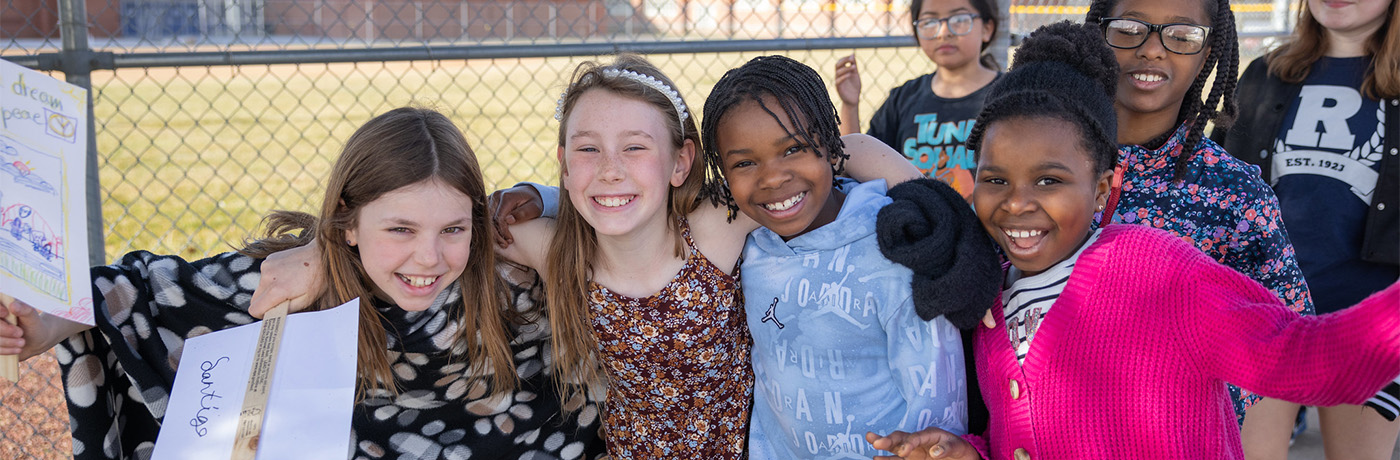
[1214,0,1399,458]
[1081,0,1320,453]
[833,0,1000,199]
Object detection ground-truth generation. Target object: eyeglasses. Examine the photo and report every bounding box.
[1099,17,1212,55]
[913,13,980,40]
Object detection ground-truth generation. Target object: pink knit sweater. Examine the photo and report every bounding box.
[966,224,1400,460]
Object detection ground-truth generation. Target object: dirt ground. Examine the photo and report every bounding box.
[0,353,72,460]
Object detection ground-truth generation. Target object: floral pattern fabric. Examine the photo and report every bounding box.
[57,250,606,460]
[587,219,754,459]
[1103,123,1315,423]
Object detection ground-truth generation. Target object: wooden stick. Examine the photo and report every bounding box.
[0,293,19,382]
[230,300,291,460]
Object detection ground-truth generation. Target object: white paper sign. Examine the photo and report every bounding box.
[0,58,93,325]
[153,299,360,460]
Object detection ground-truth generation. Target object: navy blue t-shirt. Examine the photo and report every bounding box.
[1271,56,1397,313]
[867,72,998,198]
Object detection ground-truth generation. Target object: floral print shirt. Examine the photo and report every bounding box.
[58,250,606,460]
[588,219,754,459]
[1102,123,1315,423]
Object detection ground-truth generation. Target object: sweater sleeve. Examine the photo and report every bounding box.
[58,251,263,459]
[961,432,991,459]
[1181,247,1400,406]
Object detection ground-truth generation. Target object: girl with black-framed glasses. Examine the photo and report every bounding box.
[1085,0,1320,457]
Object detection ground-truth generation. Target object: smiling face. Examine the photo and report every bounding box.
[1310,0,1391,38]
[344,179,474,312]
[559,88,693,238]
[716,95,843,240]
[915,0,995,70]
[1108,0,1211,126]
[972,116,1112,276]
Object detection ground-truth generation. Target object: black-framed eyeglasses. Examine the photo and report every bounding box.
[913,13,980,40]
[1099,17,1212,55]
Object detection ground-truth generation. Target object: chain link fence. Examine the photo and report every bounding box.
[1,0,1289,457]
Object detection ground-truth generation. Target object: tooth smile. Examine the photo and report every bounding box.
[399,274,438,288]
[763,192,806,212]
[1004,229,1045,239]
[1132,73,1164,82]
[594,196,634,207]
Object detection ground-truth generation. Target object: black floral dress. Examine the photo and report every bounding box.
[55,250,606,460]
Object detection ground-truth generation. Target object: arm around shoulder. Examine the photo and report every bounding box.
[684,199,759,273]
[842,133,922,186]
[496,217,557,274]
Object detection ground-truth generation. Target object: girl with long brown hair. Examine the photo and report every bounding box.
[0,107,606,460]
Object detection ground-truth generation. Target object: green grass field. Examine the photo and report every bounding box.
[88,47,935,260]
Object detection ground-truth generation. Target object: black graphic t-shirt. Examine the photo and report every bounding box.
[867,72,998,198]
[1272,56,1398,313]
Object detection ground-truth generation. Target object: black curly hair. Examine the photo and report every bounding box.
[1086,0,1239,181]
[700,55,849,220]
[967,21,1120,175]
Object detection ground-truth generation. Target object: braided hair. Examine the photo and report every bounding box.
[1086,0,1239,181]
[700,55,849,220]
[968,21,1120,175]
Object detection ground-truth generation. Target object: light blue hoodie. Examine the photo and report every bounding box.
[744,179,968,460]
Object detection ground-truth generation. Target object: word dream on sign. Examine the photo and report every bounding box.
[0,58,93,325]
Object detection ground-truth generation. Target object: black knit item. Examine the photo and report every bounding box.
[876,178,1002,329]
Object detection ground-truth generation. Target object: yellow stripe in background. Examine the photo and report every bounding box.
[1009,3,1275,15]
[1009,5,1090,15]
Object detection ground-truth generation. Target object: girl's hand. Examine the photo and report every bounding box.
[834,54,863,107]
[0,297,92,361]
[866,428,982,460]
[249,243,323,318]
[489,184,544,248]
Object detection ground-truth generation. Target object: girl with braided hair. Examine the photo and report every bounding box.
[1214,0,1400,457]
[701,54,1000,459]
[864,21,1400,460]
[1082,0,1316,441]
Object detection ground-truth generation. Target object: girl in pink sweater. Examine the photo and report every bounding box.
[865,22,1400,460]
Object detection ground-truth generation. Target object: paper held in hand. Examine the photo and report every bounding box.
[152,298,359,460]
[0,57,96,381]
[0,58,95,326]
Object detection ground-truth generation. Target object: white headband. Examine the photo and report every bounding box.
[554,68,690,126]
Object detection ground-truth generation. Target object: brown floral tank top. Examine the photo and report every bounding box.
[587,218,754,459]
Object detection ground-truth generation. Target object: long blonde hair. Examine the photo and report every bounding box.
[546,54,707,399]
[1267,0,1399,99]
[241,107,519,400]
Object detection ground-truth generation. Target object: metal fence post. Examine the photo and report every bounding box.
[993,0,1011,70]
[57,0,106,266]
